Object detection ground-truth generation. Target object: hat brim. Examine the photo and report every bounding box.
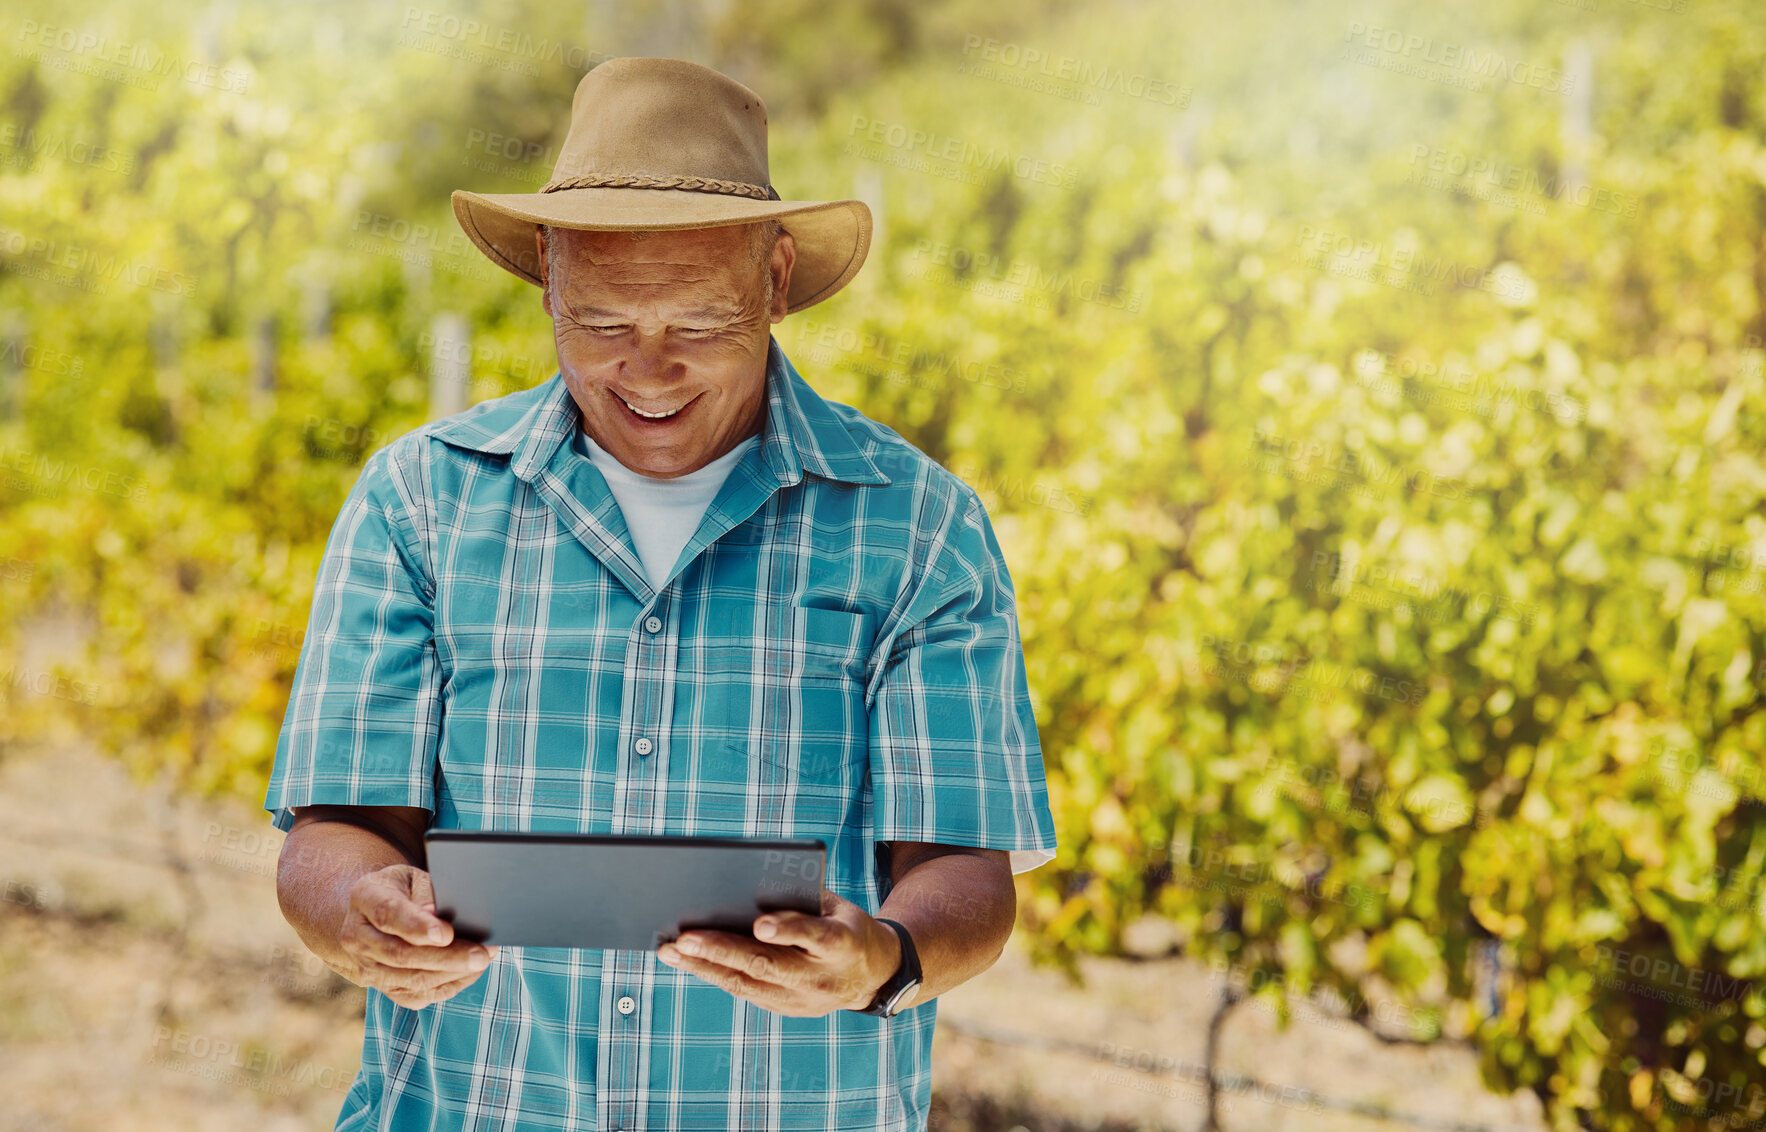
[451,188,871,315]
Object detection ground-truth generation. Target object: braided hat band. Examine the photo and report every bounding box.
[541,173,781,201]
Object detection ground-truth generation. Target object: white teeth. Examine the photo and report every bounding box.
[622,397,683,419]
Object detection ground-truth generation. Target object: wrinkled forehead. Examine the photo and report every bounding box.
[547,225,761,304]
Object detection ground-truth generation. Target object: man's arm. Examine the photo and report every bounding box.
[869,841,1016,1010]
[654,840,1016,1016]
[277,804,497,1009]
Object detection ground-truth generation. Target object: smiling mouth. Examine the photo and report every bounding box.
[614,390,698,421]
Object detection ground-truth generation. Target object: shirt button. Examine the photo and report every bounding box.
[617,995,636,1015]
[644,615,663,633]
[634,737,653,756]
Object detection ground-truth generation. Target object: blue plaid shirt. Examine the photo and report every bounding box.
[263,335,1057,1131]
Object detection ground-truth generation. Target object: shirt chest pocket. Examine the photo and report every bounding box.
[688,607,875,798]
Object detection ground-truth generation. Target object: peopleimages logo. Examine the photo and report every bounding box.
[15,21,250,93]
[1293,225,1533,303]
[0,446,148,502]
[1308,551,1539,628]
[1351,348,1585,426]
[847,117,1077,189]
[957,36,1188,106]
[0,339,84,378]
[1342,22,1576,94]
[1194,633,1429,706]
[796,320,1030,394]
[1251,427,1468,503]
[0,228,197,297]
[0,123,135,175]
[909,239,1147,313]
[1406,145,1639,218]
[948,460,1093,517]
[147,1027,353,1095]
[2,665,100,705]
[398,9,613,74]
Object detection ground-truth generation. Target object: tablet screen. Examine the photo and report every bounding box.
[425,832,826,950]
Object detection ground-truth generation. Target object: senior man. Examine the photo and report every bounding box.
[266,57,1056,1131]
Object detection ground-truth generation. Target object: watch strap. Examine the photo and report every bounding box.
[860,917,921,1017]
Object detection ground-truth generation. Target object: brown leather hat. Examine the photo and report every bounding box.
[451,57,871,314]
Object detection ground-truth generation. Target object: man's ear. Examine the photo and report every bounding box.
[534,225,552,316]
[768,229,797,324]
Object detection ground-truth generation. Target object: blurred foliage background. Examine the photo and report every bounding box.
[4,0,1766,1128]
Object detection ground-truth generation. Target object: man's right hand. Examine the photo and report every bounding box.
[338,863,500,1009]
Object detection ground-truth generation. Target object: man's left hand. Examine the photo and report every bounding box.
[656,888,901,1017]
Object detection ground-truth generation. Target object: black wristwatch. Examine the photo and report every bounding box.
[855,918,922,1018]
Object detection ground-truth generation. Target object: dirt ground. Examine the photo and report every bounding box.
[0,741,1549,1132]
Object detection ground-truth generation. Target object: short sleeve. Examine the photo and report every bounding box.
[263,446,443,834]
[868,493,1058,875]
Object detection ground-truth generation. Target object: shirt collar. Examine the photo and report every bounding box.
[428,334,891,488]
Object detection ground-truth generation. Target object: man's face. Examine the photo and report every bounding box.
[536,223,795,479]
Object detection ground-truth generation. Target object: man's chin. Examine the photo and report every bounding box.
[601,437,713,479]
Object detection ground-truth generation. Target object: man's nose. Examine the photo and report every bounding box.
[621,327,679,384]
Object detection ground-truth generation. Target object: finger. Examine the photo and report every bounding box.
[659,947,796,1007]
[753,910,845,957]
[423,963,495,1003]
[672,932,811,987]
[361,940,500,1000]
[350,920,495,974]
[382,938,494,975]
[359,879,453,947]
[364,957,485,1000]
[408,869,437,909]
[662,943,865,1010]
[384,977,467,1011]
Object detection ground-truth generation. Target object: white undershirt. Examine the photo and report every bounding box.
[572,427,760,588]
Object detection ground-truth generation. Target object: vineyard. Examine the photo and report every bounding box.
[4,0,1766,1128]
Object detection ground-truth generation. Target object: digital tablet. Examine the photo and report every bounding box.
[423,831,826,951]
